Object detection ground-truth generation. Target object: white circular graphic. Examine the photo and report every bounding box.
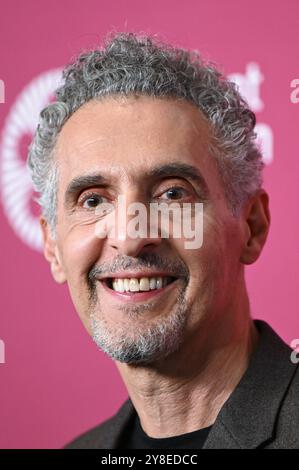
[0,69,62,251]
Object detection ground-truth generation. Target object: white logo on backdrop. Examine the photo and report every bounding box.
[0,63,273,252]
[228,62,273,165]
[0,339,5,364]
[0,69,62,251]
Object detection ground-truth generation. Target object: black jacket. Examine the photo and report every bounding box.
[65,319,299,449]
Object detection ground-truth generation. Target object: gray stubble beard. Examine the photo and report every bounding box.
[89,280,190,366]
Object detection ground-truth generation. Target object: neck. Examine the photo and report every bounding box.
[115,286,259,438]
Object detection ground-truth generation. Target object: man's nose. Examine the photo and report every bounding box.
[106,193,162,257]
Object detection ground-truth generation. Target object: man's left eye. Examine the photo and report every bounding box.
[160,187,189,200]
[80,193,109,209]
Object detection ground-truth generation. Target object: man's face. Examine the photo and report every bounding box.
[44,95,245,365]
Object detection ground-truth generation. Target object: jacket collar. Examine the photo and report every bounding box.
[103,319,297,449]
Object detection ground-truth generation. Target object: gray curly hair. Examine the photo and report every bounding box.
[27,31,264,240]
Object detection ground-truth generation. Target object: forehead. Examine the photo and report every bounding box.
[55,95,216,184]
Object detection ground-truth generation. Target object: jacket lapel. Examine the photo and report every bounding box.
[204,320,298,448]
[97,398,136,449]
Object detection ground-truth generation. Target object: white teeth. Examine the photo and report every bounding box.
[139,277,150,291]
[124,278,130,292]
[156,277,163,289]
[112,279,125,292]
[129,278,139,292]
[110,276,173,293]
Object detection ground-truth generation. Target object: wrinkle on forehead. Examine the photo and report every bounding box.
[56,95,211,151]
[54,96,221,194]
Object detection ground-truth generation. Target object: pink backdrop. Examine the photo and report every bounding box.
[0,0,298,449]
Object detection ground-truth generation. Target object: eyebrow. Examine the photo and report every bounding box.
[148,163,209,194]
[64,173,110,209]
[64,162,209,209]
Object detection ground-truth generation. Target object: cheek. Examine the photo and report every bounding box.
[175,215,234,312]
[60,225,105,287]
[61,227,105,328]
[172,213,224,276]
[169,236,214,303]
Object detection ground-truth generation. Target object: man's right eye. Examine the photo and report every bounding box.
[79,192,109,209]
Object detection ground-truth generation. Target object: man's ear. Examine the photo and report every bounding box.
[240,189,271,265]
[40,216,67,284]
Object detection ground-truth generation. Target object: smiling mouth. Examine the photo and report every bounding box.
[101,275,177,294]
